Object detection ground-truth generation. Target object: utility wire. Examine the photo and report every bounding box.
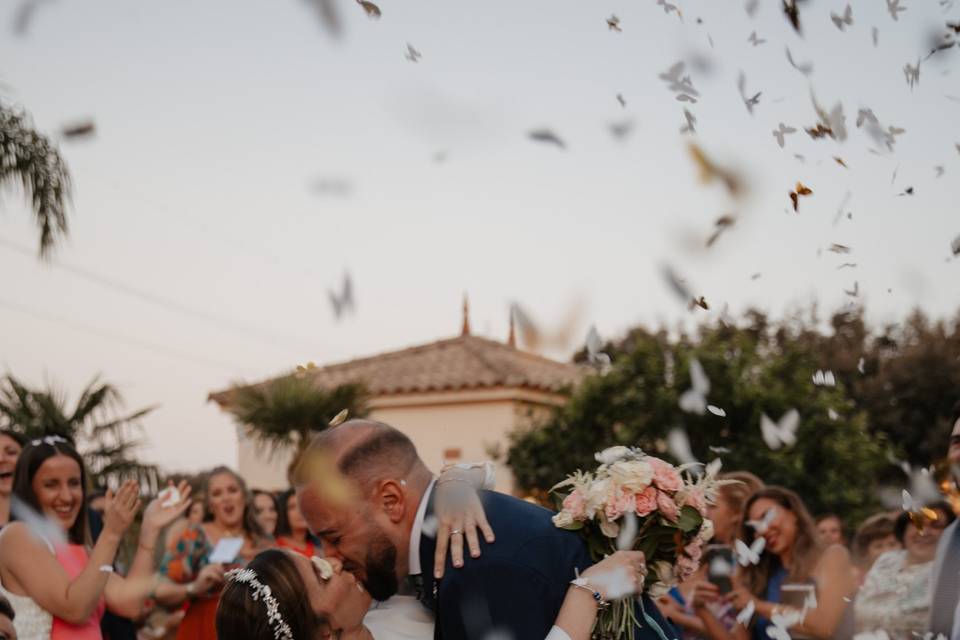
[0,237,323,356]
[0,297,249,373]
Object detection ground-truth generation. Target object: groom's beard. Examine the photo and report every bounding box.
[364,529,399,602]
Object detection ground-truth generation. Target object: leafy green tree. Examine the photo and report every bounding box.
[834,310,960,467]
[508,312,890,526]
[224,375,368,463]
[0,101,71,258]
[0,374,158,488]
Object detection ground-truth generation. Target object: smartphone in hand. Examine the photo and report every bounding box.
[705,544,735,594]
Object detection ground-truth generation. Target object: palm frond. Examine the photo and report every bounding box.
[0,101,71,259]
[226,376,368,457]
[0,374,156,487]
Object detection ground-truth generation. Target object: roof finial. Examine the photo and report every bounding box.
[461,293,471,336]
[507,306,516,348]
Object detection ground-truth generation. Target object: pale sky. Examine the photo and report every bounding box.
[1,0,958,473]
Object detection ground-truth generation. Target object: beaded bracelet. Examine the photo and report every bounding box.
[570,575,609,610]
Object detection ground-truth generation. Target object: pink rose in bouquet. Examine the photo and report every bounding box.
[656,490,681,522]
[679,485,708,516]
[647,456,683,492]
[562,489,587,520]
[605,487,635,521]
[634,486,659,517]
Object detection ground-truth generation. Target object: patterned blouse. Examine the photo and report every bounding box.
[853,549,933,640]
[160,524,213,584]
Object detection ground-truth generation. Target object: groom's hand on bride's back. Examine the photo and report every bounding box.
[432,481,496,579]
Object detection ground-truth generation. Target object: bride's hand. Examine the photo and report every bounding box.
[579,550,647,601]
[432,467,495,578]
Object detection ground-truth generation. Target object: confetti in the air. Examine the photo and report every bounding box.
[405,44,422,63]
[528,128,566,149]
[887,0,906,21]
[357,0,381,19]
[585,326,612,370]
[737,71,762,114]
[747,506,778,533]
[760,410,800,450]
[328,272,355,320]
[60,119,96,140]
[679,357,710,415]
[904,60,921,90]
[329,408,349,427]
[773,123,797,148]
[688,143,743,198]
[707,405,727,417]
[812,370,836,386]
[735,536,766,566]
[786,47,814,76]
[790,182,813,212]
[831,4,853,31]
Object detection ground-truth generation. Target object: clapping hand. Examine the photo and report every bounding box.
[142,480,193,534]
[103,480,142,538]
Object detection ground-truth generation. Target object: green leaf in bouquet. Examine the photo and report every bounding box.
[676,505,703,532]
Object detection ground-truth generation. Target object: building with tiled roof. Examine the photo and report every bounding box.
[209,300,583,492]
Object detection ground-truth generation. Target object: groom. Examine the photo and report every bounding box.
[296,419,676,640]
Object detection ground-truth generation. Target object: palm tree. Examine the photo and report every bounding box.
[225,375,368,464]
[0,100,71,258]
[0,374,158,489]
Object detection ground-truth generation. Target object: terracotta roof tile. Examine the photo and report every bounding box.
[210,335,582,404]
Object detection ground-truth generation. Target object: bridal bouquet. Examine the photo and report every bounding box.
[551,446,722,640]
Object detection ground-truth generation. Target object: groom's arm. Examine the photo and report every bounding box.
[437,559,568,640]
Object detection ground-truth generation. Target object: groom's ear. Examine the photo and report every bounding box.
[376,479,407,524]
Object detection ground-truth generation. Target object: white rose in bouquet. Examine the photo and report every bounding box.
[595,446,632,465]
[608,460,654,492]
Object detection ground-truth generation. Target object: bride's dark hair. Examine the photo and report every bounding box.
[216,549,329,640]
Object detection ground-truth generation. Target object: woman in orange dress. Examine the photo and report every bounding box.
[274,489,317,558]
[155,467,270,640]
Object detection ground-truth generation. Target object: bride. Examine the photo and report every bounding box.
[215,547,645,640]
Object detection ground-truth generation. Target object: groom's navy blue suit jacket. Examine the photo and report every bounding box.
[419,489,677,640]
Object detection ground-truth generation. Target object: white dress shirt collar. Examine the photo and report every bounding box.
[408,478,436,577]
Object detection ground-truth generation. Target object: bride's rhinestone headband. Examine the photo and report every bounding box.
[225,568,294,640]
[30,435,69,447]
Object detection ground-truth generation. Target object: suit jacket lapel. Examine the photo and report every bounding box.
[418,488,439,613]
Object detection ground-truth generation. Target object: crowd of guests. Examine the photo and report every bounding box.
[655,401,960,640]
[0,400,958,640]
[0,430,326,640]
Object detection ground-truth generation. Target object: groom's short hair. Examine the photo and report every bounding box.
[298,419,424,492]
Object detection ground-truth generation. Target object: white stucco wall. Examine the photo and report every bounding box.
[233,388,563,493]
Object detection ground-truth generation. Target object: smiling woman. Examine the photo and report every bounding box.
[0,436,193,640]
[155,466,271,640]
[720,487,857,640]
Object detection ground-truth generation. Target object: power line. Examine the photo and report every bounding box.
[0,237,323,355]
[0,297,249,373]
